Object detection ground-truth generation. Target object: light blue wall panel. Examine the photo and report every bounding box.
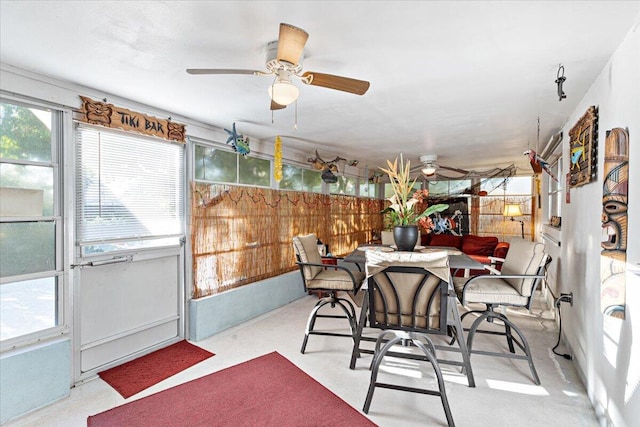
[0,338,71,424]
[189,271,306,341]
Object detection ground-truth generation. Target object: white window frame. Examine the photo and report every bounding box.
[0,97,68,351]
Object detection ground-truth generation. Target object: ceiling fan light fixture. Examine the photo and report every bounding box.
[419,154,438,176]
[421,164,437,176]
[268,75,299,106]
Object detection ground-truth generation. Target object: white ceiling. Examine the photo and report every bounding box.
[1,1,639,175]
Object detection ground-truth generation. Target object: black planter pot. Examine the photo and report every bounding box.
[393,225,419,252]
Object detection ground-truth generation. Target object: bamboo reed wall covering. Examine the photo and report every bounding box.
[191,183,384,298]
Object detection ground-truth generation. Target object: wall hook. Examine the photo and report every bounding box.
[555,65,567,101]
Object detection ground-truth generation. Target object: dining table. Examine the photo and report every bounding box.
[343,244,485,277]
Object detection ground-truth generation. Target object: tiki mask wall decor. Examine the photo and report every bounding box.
[600,127,629,319]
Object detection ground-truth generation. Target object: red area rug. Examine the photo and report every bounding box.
[98,340,214,399]
[88,351,376,427]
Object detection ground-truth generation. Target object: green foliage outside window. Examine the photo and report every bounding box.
[0,103,51,162]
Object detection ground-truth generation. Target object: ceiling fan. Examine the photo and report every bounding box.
[186,23,370,110]
[414,154,469,177]
[412,154,518,181]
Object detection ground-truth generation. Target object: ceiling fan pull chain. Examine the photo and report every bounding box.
[294,100,298,130]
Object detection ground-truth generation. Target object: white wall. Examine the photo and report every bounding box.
[559,21,640,427]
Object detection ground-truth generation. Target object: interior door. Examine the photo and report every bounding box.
[72,125,186,382]
[74,247,184,379]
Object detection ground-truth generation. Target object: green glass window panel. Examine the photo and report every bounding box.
[384,183,394,199]
[0,163,53,216]
[303,170,322,193]
[360,181,377,198]
[330,176,356,195]
[0,102,52,162]
[386,181,420,199]
[239,156,270,187]
[481,176,531,196]
[0,277,57,340]
[448,179,471,195]
[481,178,506,195]
[194,145,237,182]
[0,221,55,277]
[428,181,451,198]
[280,164,303,190]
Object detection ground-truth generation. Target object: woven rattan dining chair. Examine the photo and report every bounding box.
[453,238,550,385]
[293,234,365,354]
[351,250,470,427]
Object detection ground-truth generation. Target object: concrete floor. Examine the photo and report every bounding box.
[5,292,597,427]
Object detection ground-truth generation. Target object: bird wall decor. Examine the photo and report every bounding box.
[524,149,558,182]
[307,150,358,183]
[307,150,346,172]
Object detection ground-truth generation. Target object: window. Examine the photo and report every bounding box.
[302,169,322,193]
[385,181,421,199]
[427,180,472,198]
[0,100,62,342]
[76,126,184,255]
[280,164,323,193]
[195,145,236,182]
[479,176,533,239]
[280,164,303,190]
[239,156,270,187]
[547,157,563,223]
[359,180,378,198]
[194,142,271,188]
[330,175,357,195]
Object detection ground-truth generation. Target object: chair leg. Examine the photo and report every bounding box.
[363,335,403,413]
[466,310,540,385]
[350,296,369,369]
[500,315,540,385]
[336,295,358,339]
[301,298,331,353]
[448,299,476,388]
[363,332,456,427]
[412,335,455,427]
[301,292,358,354]
[500,314,516,353]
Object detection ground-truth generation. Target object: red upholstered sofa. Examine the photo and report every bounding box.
[421,233,510,276]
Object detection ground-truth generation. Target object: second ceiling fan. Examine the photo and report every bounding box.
[186,23,370,110]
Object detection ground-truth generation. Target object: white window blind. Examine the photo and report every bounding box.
[76,126,184,252]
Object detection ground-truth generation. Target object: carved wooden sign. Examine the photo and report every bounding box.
[77,96,186,143]
[568,106,598,187]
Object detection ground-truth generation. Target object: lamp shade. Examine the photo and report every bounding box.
[503,203,523,217]
[268,80,299,106]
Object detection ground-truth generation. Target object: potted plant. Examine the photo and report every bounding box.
[380,155,448,251]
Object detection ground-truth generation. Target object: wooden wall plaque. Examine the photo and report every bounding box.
[78,96,186,143]
[568,106,598,187]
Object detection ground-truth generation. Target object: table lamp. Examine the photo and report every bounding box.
[503,203,525,239]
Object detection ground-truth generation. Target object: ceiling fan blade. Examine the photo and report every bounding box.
[439,165,470,174]
[302,72,370,95]
[186,69,261,75]
[276,23,309,66]
[270,100,286,111]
